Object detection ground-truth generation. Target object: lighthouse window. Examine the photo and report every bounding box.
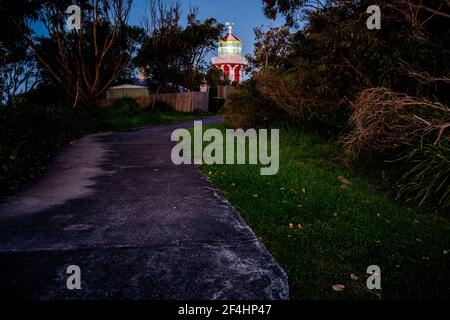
[219,42,242,56]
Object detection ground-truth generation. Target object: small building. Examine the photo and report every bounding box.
[106,84,149,100]
[200,83,209,93]
[211,23,247,83]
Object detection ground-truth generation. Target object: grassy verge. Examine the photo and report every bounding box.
[100,108,211,131]
[197,124,450,299]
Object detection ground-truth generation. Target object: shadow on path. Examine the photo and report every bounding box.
[0,116,289,300]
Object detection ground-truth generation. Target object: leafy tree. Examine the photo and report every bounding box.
[246,26,294,73]
[0,0,40,106]
[0,0,39,64]
[136,0,223,92]
[181,10,224,90]
[254,0,450,131]
[0,56,39,106]
[25,0,139,107]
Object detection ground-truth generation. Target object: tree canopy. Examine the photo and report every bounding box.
[136,0,223,92]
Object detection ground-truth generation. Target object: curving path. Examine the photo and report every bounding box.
[0,116,288,300]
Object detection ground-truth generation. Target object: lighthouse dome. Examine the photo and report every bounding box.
[218,34,242,56]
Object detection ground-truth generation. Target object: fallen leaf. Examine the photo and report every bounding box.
[252,194,259,198]
[302,188,307,193]
[298,224,303,229]
[337,175,352,185]
[350,273,359,281]
[332,284,345,292]
[289,223,294,229]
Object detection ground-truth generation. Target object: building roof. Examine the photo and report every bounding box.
[222,32,241,42]
[108,84,148,90]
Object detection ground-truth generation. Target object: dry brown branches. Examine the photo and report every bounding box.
[254,68,324,126]
[399,59,450,85]
[255,71,303,119]
[386,0,450,29]
[342,87,450,160]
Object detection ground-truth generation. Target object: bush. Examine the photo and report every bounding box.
[342,88,450,160]
[397,140,450,210]
[151,100,174,113]
[251,1,450,135]
[342,88,450,210]
[254,69,344,133]
[220,90,267,129]
[110,97,143,116]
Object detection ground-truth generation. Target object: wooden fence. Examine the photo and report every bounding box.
[99,91,209,113]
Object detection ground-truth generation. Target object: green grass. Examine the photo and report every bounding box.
[196,124,450,299]
[100,109,212,131]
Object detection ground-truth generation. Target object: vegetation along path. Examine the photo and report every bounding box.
[0,116,288,300]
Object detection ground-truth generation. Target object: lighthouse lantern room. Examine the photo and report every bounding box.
[212,23,247,83]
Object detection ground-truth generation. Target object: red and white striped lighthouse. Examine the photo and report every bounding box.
[212,23,247,83]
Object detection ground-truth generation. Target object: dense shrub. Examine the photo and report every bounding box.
[254,69,344,133]
[397,140,450,209]
[251,1,450,134]
[220,78,293,129]
[342,88,450,160]
[110,97,143,116]
[220,91,256,129]
[151,100,174,113]
[341,87,450,210]
[220,86,276,128]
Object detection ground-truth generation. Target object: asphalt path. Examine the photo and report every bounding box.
[0,116,288,300]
